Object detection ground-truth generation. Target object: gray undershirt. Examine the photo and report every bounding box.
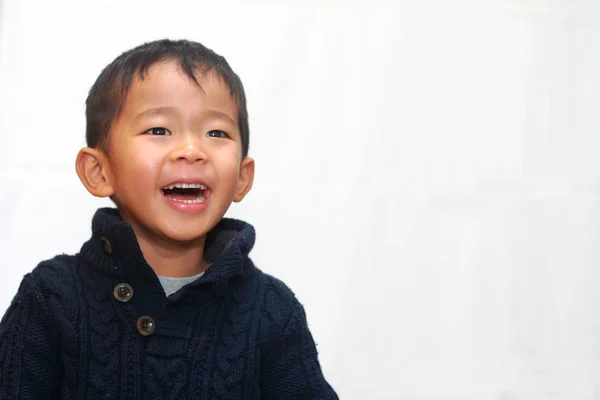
[157,270,206,297]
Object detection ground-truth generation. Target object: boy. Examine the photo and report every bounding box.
[0,39,337,399]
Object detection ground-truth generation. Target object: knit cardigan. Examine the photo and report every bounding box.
[0,208,337,399]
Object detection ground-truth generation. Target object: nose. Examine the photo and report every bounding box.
[169,135,207,164]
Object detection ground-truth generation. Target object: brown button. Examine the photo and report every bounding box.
[136,316,155,336]
[113,283,133,303]
[100,236,112,255]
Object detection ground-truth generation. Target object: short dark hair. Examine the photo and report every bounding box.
[85,39,250,158]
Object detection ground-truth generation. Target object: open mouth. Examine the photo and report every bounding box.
[161,183,209,204]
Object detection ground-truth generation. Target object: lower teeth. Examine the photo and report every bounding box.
[166,196,205,204]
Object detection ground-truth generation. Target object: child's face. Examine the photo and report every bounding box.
[102,60,253,244]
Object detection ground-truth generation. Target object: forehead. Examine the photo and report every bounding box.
[119,60,238,122]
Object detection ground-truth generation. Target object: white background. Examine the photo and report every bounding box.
[1,0,600,398]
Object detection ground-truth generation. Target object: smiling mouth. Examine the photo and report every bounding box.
[161,183,209,204]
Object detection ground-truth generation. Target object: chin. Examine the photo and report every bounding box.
[160,220,215,242]
[160,227,205,243]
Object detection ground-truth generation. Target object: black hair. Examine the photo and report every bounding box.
[85,39,249,158]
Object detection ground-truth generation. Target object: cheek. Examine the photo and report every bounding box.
[213,148,242,188]
[112,142,164,190]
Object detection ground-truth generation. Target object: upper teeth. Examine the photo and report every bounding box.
[164,183,206,190]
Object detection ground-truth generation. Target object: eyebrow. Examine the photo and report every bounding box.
[206,109,237,125]
[133,107,179,123]
[133,107,236,126]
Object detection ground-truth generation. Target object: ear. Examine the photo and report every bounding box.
[75,147,115,198]
[233,157,255,202]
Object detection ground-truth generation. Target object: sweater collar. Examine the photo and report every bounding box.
[80,208,255,290]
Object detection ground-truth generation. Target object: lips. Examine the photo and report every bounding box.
[161,182,210,204]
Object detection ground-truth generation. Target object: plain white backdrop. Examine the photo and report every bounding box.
[1,0,600,398]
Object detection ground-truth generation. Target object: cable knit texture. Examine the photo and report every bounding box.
[0,208,337,399]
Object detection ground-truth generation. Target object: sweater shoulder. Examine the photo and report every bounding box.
[260,272,298,304]
[254,268,302,332]
[26,254,79,300]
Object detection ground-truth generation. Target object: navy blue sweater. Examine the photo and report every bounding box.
[0,208,337,399]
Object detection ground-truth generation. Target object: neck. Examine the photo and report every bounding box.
[137,234,209,278]
[120,213,209,278]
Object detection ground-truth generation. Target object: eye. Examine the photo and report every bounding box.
[145,127,171,136]
[206,130,228,138]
